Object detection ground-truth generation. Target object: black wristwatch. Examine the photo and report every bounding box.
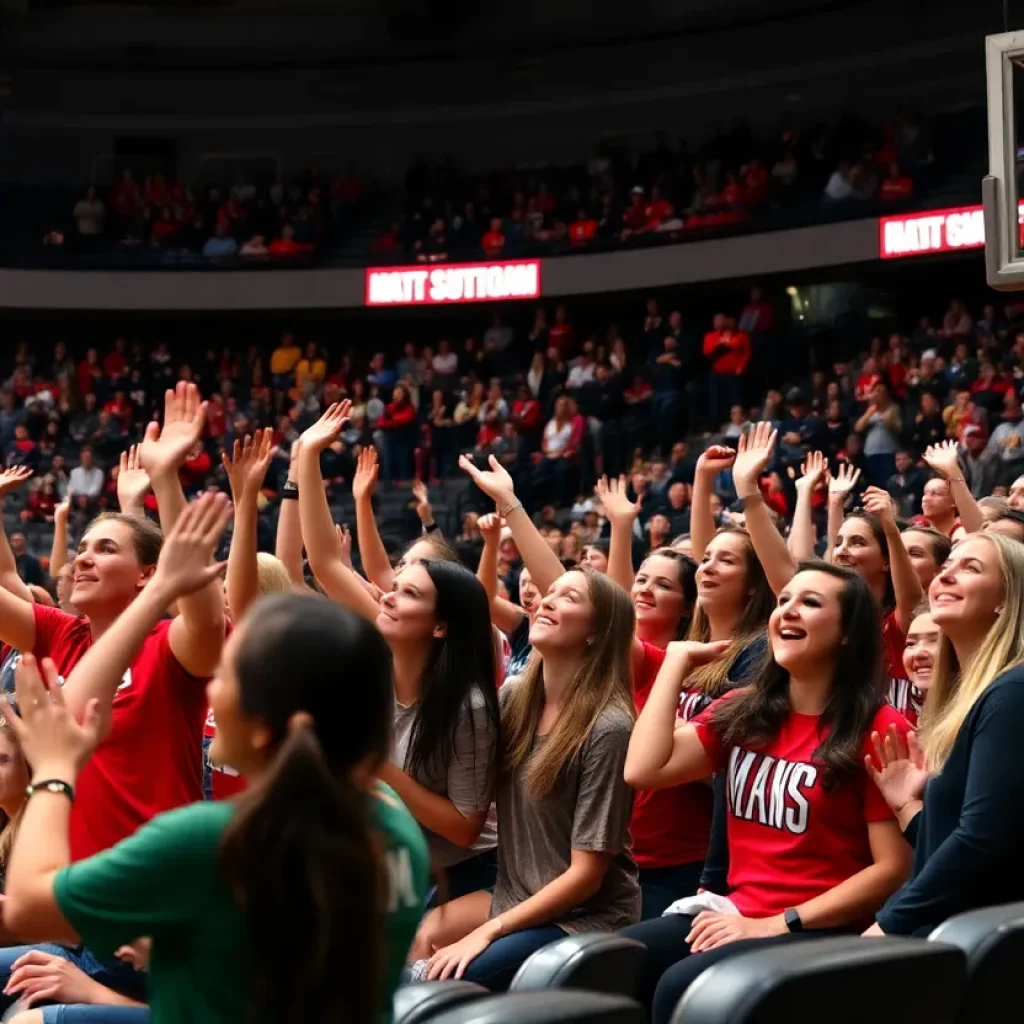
[784,908,803,933]
[422,521,440,534]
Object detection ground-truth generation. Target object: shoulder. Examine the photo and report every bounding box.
[971,663,1024,717]
[584,704,634,750]
[730,633,768,682]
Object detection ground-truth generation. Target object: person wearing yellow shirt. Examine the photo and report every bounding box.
[295,342,327,394]
[270,332,302,391]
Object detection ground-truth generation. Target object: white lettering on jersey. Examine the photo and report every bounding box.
[116,668,132,692]
[727,748,818,835]
[385,847,418,912]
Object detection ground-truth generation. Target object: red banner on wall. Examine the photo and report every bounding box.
[365,260,542,306]
[879,202,1024,259]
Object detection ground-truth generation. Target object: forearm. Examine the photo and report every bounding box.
[226,490,260,623]
[63,582,171,722]
[274,496,306,587]
[379,763,483,848]
[355,495,394,591]
[788,487,817,561]
[505,506,563,595]
[49,515,68,581]
[795,860,908,930]
[298,453,379,621]
[606,517,636,592]
[476,537,499,604]
[690,471,717,561]
[825,496,844,562]
[150,472,221,634]
[738,496,796,596]
[5,791,80,945]
[496,861,606,935]
[949,478,984,533]
[883,521,924,631]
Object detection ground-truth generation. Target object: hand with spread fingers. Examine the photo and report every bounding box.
[458,454,517,510]
[116,445,152,514]
[732,422,778,498]
[300,401,352,455]
[352,446,380,503]
[595,475,641,526]
[138,381,208,478]
[148,491,233,602]
[222,429,276,503]
[0,466,33,500]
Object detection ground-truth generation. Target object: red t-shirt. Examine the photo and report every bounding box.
[693,698,907,918]
[629,642,713,869]
[882,610,920,728]
[31,604,208,860]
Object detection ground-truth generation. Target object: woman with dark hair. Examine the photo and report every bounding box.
[581,539,610,574]
[1,498,428,1024]
[411,456,639,990]
[298,405,501,900]
[621,562,911,1024]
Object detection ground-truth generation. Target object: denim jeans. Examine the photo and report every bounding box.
[637,860,704,920]
[39,1007,150,1024]
[426,849,499,909]
[460,925,566,991]
[0,944,147,1015]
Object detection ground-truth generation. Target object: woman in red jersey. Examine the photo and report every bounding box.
[0,381,225,863]
[621,562,911,1024]
[602,469,772,918]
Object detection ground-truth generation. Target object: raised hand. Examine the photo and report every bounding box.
[863,485,897,529]
[458,453,516,509]
[665,638,732,667]
[412,479,433,524]
[149,491,232,601]
[138,381,208,478]
[221,429,276,502]
[299,400,352,455]
[477,512,505,545]
[923,439,962,480]
[0,466,33,500]
[116,445,151,512]
[696,444,737,477]
[795,451,827,496]
[53,497,70,528]
[595,474,641,526]
[3,655,104,780]
[732,421,777,497]
[865,724,928,815]
[336,523,353,566]
[829,462,862,501]
[352,446,380,502]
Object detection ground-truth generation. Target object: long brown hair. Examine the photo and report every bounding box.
[686,528,773,695]
[0,718,29,878]
[220,593,394,1024]
[502,567,635,799]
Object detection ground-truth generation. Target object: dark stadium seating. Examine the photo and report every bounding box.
[509,933,646,996]
[392,980,490,1024]
[426,990,644,1024]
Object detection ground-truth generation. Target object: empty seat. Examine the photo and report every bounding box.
[930,902,1024,1023]
[510,933,646,996]
[428,989,644,1024]
[392,980,489,1024]
[671,936,966,1024]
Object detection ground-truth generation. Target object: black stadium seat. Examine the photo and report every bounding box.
[670,936,966,1024]
[510,933,646,996]
[392,980,489,1024]
[929,902,1024,1023]
[427,990,644,1024]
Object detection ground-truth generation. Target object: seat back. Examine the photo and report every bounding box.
[673,936,966,1024]
[930,902,1024,1024]
[392,980,489,1024]
[510,933,646,996]
[427,989,644,1024]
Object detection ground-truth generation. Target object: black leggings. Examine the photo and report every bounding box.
[619,914,836,1024]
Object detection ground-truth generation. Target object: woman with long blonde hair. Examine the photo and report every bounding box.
[867,531,1024,936]
[409,456,640,990]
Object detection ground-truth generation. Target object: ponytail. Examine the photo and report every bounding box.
[221,725,384,1024]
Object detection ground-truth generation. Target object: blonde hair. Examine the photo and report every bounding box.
[501,567,635,799]
[0,720,29,872]
[922,532,1024,770]
[257,553,292,595]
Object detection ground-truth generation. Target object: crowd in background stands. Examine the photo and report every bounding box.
[378,108,934,259]
[56,167,365,257]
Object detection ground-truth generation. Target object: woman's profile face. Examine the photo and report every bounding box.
[929,537,1004,638]
[207,628,260,776]
[529,571,594,652]
[72,521,148,613]
[376,564,439,645]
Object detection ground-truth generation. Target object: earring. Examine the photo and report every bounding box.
[586,637,595,646]
[996,606,1005,615]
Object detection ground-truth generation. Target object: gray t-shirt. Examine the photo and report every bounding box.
[393,687,498,868]
[490,693,640,933]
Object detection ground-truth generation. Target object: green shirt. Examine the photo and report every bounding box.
[53,784,429,1024]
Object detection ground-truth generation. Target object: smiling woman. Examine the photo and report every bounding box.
[620,563,912,1024]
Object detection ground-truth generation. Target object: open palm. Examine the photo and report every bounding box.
[151,491,233,599]
[300,401,352,455]
[829,463,861,499]
[923,440,961,480]
[222,430,275,501]
[459,454,516,506]
[139,381,207,476]
[595,475,640,525]
[353,446,380,502]
[866,724,928,813]
[117,445,151,509]
[732,422,777,493]
[795,451,827,495]
[0,466,33,500]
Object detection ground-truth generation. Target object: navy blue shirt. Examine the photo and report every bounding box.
[878,663,1024,936]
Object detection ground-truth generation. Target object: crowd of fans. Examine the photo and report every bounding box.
[0,286,1022,1022]
[48,166,366,259]
[377,108,936,260]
